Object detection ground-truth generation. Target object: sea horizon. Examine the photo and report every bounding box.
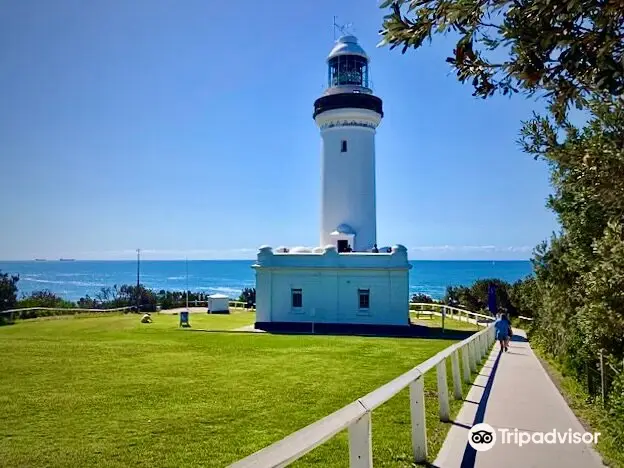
[0,259,533,303]
[0,258,531,262]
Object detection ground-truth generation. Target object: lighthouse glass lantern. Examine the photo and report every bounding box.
[328,55,369,88]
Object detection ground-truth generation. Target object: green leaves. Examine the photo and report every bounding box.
[0,271,19,311]
[519,96,624,394]
[378,0,624,122]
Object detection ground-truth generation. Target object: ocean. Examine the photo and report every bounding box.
[0,260,533,302]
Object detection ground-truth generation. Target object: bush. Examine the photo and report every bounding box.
[411,293,434,303]
[443,279,518,316]
[0,271,19,311]
[18,290,75,309]
[238,288,256,307]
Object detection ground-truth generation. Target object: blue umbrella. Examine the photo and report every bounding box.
[487,283,498,316]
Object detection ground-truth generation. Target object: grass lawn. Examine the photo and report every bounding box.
[0,313,484,467]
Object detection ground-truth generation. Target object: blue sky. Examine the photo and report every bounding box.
[0,0,558,261]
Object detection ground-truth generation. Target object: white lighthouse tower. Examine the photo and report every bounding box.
[315,35,383,253]
[252,34,411,334]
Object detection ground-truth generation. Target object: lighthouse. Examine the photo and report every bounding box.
[252,34,411,334]
[314,35,383,253]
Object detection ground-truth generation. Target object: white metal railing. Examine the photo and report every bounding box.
[229,321,496,467]
[410,302,495,328]
[228,301,255,310]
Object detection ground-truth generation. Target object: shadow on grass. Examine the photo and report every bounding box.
[185,322,478,341]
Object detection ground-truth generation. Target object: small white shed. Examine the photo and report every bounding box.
[207,293,230,314]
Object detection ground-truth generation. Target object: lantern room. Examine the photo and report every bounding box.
[327,35,370,90]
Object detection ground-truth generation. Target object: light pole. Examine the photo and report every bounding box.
[136,249,140,313]
[185,257,189,312]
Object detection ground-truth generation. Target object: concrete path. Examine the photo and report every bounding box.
[434,329,605,468]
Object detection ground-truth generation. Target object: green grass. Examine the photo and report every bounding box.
[0,313,486,467]
[534,349,624,468]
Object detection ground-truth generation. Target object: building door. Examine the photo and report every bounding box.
[337,240,348,253]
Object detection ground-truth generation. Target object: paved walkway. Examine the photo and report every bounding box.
[434,329,605,468]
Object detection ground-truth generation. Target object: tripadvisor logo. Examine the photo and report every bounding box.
[468,423,600,451]
[468,423,496,451]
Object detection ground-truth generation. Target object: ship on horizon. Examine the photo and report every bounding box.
[59,258,76,262]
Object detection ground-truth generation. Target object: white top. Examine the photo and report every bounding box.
[208,293,229,299]
[327,35,368,61]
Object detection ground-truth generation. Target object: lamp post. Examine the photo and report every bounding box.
[185,257,189,312]
[136,249,140,313]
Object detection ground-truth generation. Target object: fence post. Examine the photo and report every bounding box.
[469,341,477,372]
[478,336,485,361]
[462,345,471,382]
[442,306,445,332]
[473,338,481,363]
[349,412,373,468]
[599,349,606,407]
[451,351,463,400]
[436,360,450,422]
[409,378,428,463]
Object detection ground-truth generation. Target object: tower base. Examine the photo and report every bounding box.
[252,245,412,330]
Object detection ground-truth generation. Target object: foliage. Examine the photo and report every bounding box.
[411,293,435,303]
[0,270,19,311]
[379,0,624,121]
[238,287,256,306]
[520,98,624,368]
[155,289,207,310]
[607,367,624,446]
[78,285,157,312]
[443,278,516,315]
[18,290,75,309]
[509,276,539,319]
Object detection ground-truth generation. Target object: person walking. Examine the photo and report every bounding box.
[494,313,512,352]
[503,314,513,349]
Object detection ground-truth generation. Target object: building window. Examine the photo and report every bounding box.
[341,140,347,153]
[358,289,370,309]
[291,288,303,308]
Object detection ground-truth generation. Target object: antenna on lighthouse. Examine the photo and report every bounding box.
[333,16,353,40]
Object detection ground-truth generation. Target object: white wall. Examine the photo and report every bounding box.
[316,108,382,252]
[254,245,410,327]
[208,297,229,312]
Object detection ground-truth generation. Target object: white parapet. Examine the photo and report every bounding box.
[254,244,409,269]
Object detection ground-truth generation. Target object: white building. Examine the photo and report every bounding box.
[207,293,230,314]
[253,35,412,333]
